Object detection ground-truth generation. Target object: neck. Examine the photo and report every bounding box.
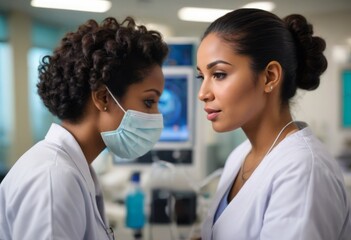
[243,107,297,157]
[240,117,297,183]
[62,120,105,165]
[265,120,295,156]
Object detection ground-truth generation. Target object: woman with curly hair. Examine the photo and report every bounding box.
[0,16,168,239]
[196,9,351,240]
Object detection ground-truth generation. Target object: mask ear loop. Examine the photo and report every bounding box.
[105,86,126,113]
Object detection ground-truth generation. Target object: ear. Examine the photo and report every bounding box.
[264,61,282,93]
[91,87,109,112]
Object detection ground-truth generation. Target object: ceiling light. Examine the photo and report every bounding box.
[178,2,275,23]
[144,23,173,38]
[31,0,111,13]
[178,7,232,23]
[242,1,276,12]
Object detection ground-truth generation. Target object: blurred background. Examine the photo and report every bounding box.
[0,0,351,239]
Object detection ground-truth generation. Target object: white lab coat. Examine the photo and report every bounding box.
[0,123,114,240]
[202,122,351,240]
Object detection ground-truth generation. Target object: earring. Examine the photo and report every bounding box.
[266,85,273,93]
[103,106,107,111]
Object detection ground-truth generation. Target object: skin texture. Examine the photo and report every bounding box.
[197,33,299,199]
[62,64,164,164]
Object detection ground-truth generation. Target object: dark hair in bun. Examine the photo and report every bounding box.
[202,8,327,104]
[284,14,327,91]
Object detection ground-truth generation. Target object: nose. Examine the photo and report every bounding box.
[198,80,214,102]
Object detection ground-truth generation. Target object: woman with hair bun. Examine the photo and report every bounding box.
[197,8,351,240]
[0,16,168,239]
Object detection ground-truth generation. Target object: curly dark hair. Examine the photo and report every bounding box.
[37,16,169,122]
[203,9,327,105]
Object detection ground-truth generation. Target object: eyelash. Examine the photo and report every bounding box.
[196,74,204,81]
[144,99,156,108]
[213,72,227,79]
[196,72,227,81]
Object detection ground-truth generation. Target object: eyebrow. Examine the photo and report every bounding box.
[206,60,232,69]
[144,89,162,97]
[196,60,233,71]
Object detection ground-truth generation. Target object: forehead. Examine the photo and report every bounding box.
[127,65,164,93]
[197,33,253,70]
[198,33,234,58]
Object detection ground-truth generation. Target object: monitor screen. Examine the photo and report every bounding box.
[158,75,188,142]
[163,44,194,66]
[155,67,194,149]
[342,69,351,128]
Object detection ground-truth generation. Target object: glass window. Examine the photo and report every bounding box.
[0,14,8,41]
[28,22,65,143]
[0,13,11,172]
[0,43,12,171]
[32,22,64,49]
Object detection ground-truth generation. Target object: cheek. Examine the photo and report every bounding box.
[222,79,256,107]
[219,82,264,130]
[101,107,123,132]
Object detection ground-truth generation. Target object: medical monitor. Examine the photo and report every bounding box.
[154,67,195,150]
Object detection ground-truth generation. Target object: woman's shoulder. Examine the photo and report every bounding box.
[1,141,84,196]
[268,125,345,186]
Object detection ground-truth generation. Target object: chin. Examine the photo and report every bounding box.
[212,124,230,133]
[212,122,239,133]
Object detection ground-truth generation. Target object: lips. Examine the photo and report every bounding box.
[204,107,221,121]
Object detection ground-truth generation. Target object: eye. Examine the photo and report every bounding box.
[144,99,156,108]
[213,72,227,80]
[196,74,204,81]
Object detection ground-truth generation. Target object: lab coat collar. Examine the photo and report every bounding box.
[203,122,311,239]
[45,123,108,228]
[205,143,251,239]
[45,123,96,197]
[209,122,309,224]
[44,123,108,228]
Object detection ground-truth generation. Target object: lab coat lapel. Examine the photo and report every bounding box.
[46,124,96,195]
[45,123,108,229]
[211,172,257,239]
[202,156,245,240]
[211,145,276,239]
[202,181,233,240]
[202,142,251,240]
[90,166,109,225]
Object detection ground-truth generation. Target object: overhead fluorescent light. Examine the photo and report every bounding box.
[242,1,276,12]
[178,7,232,23]
[178,2,275,23]
[31,0,111,13]
[144,23,173,38]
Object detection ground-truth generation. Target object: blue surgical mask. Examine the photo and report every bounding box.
[101,87,163,159]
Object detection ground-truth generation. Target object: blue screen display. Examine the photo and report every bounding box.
[163,44,194,66]
[342,70,351,127]
[158,75,188,142]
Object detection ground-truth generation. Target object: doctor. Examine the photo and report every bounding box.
[0,16,168,239]
[197,9,351,240]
